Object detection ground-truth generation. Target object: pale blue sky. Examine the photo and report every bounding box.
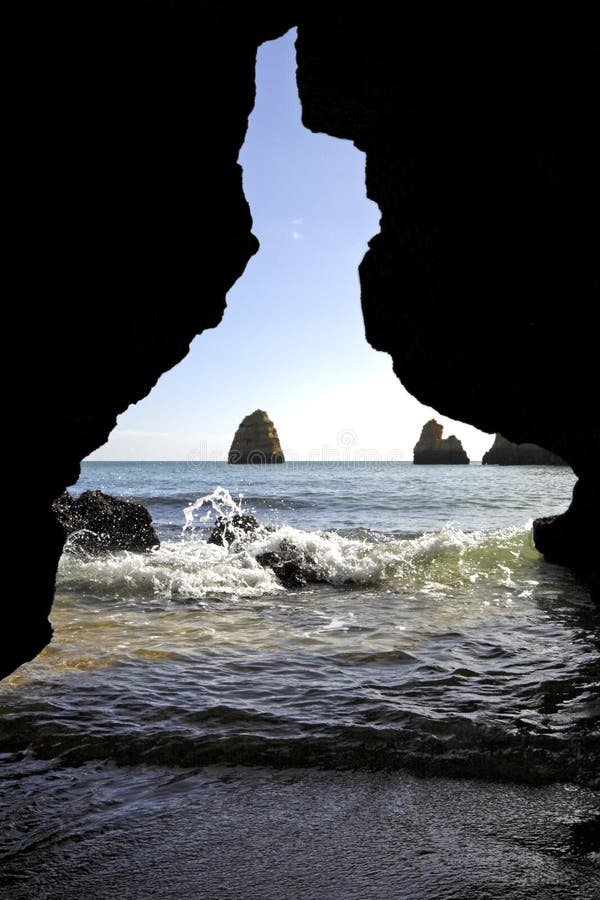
[89,30,491,462]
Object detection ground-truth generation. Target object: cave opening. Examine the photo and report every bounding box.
[86,29,488,467]
[8,23,584,703]
[2,16,598,898]
[10,28,585,678]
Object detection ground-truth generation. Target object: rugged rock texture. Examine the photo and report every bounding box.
[208,514,261,546]
[207,515,323,588]
[207,514,325,589]
[228,410,285,464]
[413,420,469,465]
[296,10,597,590]
[4,8,598,678]
[483,434,567,466]
[53,491,159,554]
[534,478,598,594]
[3,8,295,678]
[256,543,325,589]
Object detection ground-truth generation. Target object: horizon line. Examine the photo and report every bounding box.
[83,458,484,464]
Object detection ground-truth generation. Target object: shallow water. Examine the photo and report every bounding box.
[1,462,598,897]
[1,765,598,899]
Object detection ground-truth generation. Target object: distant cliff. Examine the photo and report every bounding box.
[413,419,470,464]
[482,434,567,465]
[228,410,285,464]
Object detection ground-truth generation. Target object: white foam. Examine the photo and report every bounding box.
[57,520,537,603]
[183,486,245,532]
[58,538,281,601]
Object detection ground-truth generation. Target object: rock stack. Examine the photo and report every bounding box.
[413,419,469,464]
[482,434,566,465]
[228,409,285,464]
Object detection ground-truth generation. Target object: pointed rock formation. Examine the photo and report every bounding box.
[413,419,470,464]
[482,434,567,465]
[228,410,285,464]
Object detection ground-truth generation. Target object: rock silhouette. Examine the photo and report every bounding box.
[5,9,597,677]
[228,410,285,464]
[482,434,566,465]
[413,420,469,464]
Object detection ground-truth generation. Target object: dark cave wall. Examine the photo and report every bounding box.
[3,8,295,679]
[295,10,598,468]
[3,6,597,678]
[296,9,598,589]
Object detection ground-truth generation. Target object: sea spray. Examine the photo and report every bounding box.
[57,497,542,604]
[183,486,246,532]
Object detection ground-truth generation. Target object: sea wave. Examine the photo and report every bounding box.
[58,519,541,602]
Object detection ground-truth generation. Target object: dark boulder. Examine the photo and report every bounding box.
[207,514,323,589]
[53,490,159,554]
[207,513,260,546]
[257,539,325,589]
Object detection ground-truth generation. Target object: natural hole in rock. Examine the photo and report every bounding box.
[54,28,577,607]
[85,30,488,466]
[4,28,594,897]
[48,25,578,665]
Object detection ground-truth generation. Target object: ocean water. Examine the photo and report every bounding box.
[1,461,598,899]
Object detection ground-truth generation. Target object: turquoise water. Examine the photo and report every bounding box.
[1,462,598,898]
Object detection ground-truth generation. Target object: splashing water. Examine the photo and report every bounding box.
[56,515,544,606]
[182,486,245,532]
